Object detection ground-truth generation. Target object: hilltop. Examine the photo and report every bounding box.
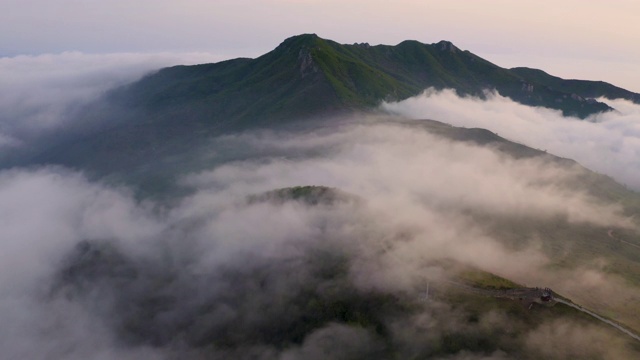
[110,33,634,126]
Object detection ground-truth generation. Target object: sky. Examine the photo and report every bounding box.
[2,0,640,92]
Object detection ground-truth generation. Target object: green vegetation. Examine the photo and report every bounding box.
[249,186,358,206]
[112,34,621,124]
[58,239,640,358]
[511,67,640,103]
[458,269,521,290]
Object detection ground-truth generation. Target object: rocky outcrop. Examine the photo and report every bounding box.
[436,40,458,53]
[298,48,318,78]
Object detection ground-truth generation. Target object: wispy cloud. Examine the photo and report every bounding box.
[0,51,219,151]
[383,89,640,190]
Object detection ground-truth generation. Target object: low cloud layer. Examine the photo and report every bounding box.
[0,120,637,358]
[383,89,640,190]
[0,51,219,150]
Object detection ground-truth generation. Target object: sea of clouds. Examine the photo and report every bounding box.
[0,53,639,358]
[383,88,640,190]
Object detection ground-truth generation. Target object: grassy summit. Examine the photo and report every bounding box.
[114,33,625,126]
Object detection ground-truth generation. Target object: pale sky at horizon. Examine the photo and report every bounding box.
[2,0,640,92]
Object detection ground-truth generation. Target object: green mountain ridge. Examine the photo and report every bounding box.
[6,33,640,210]
[17,33,640,187]
[511,67,640,103]
[112,33,629,126]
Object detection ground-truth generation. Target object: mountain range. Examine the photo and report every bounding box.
[13,34,640,191]
[111,33,638,124]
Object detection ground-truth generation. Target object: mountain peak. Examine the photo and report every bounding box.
[277,33,323,51]
[108,34,637,127]
[434,40,459,52]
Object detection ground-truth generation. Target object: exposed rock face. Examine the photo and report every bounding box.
[298,48,318,78]
[436,40,458,53]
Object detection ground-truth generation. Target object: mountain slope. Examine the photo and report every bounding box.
[52,204,640,358]
[12,34,640,194]
[511,67,640,103]
[111,34,622,125]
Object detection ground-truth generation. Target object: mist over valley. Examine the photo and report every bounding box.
[2,33,640,359]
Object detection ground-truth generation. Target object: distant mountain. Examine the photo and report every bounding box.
[111,33,631,126]
[511,67,640,104]
[12,34,640,191]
